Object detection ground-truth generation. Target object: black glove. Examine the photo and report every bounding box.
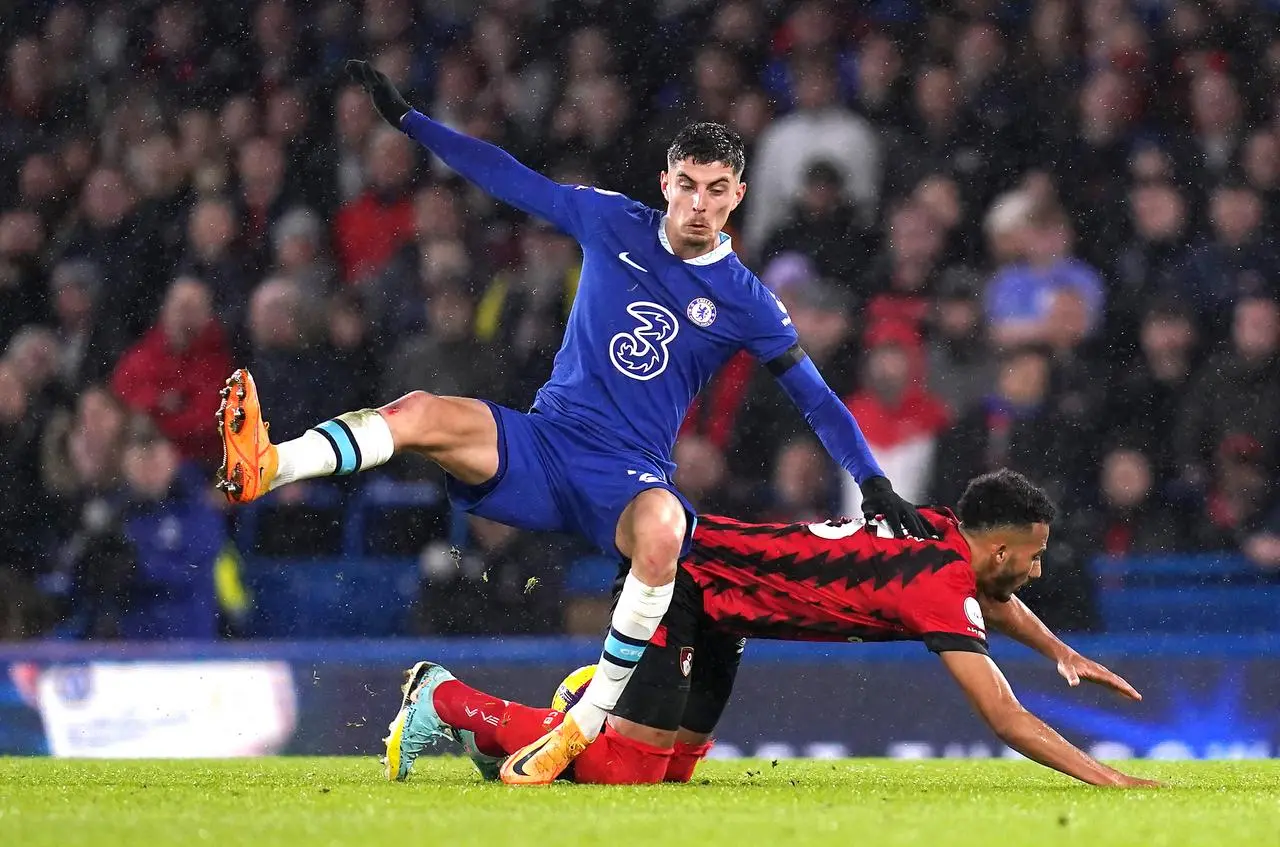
[346,59,413,128]
[859,475,936,539]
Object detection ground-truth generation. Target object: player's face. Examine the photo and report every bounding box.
[660,159,746,253]
[977,523,1050,602]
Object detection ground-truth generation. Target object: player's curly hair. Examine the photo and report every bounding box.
[956,469,1058,531]
[667,122,746,177]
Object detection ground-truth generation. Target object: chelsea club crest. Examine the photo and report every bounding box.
[686,297,717,327]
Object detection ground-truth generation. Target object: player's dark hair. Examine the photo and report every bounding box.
[956,469,1057,531]
[667,122,746,177]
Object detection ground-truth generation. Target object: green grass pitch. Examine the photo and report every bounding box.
[1,757,1277,847]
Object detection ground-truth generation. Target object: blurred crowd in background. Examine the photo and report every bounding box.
[2,0,1280,641]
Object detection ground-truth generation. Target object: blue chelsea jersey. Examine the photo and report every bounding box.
[529,186,798,469]
[399,111,884,486]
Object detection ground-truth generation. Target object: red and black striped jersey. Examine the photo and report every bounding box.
[682,508,988,654]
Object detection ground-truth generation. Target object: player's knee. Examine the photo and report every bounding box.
[628,508,685,584]
[617,489,687,582]
[630,545,682,586]
[630,547,679,586]
[379,390,446,448]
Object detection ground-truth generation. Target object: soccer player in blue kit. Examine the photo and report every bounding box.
[213,60,933,785]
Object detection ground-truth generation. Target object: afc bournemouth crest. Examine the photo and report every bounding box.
[679,646,695,677]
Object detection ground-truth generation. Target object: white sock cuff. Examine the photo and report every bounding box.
[271,430,335,489]
[617,572,675,621]
[313,409,395,474]
[344,409,395,467]
[572,576,675,736]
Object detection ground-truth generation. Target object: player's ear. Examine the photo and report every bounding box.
[995,544,1007,563]
[660,170,670,200]
[733,178,747,208]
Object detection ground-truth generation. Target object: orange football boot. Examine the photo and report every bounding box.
[498,712,589,786]
[215,368,278,503]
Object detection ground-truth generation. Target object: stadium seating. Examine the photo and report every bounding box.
[1091,554,1280,635]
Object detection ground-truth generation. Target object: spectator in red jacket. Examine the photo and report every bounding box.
[842,320,950,517]
[110,276,230,467]
[333,127,416,284]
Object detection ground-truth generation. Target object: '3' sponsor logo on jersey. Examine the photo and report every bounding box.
[610,301,679,381]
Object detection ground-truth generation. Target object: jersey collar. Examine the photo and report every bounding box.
[658,216,735,266]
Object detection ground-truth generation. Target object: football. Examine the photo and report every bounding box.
[550,664,596,712]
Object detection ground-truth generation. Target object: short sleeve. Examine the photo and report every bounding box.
[900,566,989,655]
[741,279,800,363]
[921,632,989,655]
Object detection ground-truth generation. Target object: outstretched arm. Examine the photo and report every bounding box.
[399,112,581,226]
[347,60,596,238]
[979,595,1142,701]
[938,650,1159,787]
[771,348,882,483]
[769,347,934,539]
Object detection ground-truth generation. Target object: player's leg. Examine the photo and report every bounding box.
[215,368,498,501]
[577,570,706,784]
[570,724,676,785]
[385,660,577,783]
[571,488,687,731]
[665,630,745,782]
[500,487,688,784]
[384,661,466,781]
[550,569,704,784]
[384,659,528,782]
[573,491,691,736]
[386,661,673,785]
[454,700,673,785]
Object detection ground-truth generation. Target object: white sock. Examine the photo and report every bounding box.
[270,409,395,491]
[567,572,674,741]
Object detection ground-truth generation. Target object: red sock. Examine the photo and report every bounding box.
[664,739,714,783]
[573,724,673,785]
[494,703,564,754]
[430,680,510,757]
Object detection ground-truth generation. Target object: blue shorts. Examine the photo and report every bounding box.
[446,402,697,557]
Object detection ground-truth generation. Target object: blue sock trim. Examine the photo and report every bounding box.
[332,417,363,471]
[314,420,357,474]
[603,627,647,667]
[312,426,343,475]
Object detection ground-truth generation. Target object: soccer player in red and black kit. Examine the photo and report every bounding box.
[389,470,1160,788]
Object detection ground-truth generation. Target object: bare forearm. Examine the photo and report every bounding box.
[981,595,1068,661]
[997,708,1124,786]
[942,651,1152,787]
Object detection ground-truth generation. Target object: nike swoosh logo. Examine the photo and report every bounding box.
[618,252,649,272]
[509,737,552,777]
